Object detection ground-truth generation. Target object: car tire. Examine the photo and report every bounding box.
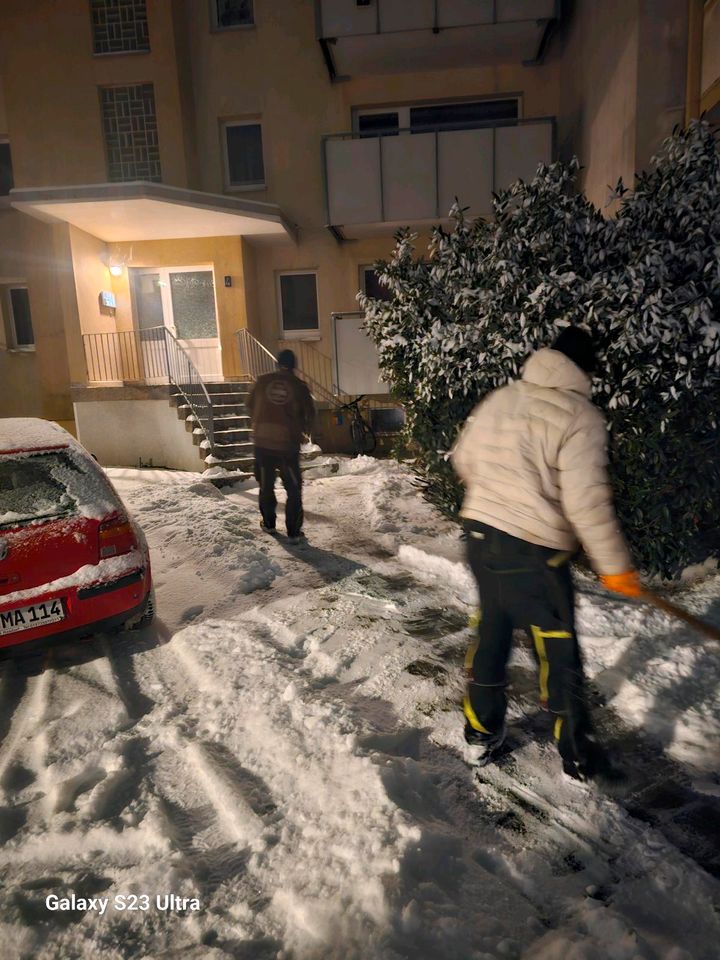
[127,588,155,631]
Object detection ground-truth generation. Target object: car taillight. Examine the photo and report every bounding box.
[99,515,138,559]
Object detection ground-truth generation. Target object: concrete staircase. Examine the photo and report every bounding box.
[172,380,254,478]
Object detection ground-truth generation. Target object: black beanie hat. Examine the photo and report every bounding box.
[277,348,296,370]
[550,326,596,374]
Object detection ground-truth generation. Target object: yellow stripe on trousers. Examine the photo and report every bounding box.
[464,610,481,671]
[530,625,572,702]
[463,695,491,734]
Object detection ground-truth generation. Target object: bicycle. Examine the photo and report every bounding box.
[337,395,376,456]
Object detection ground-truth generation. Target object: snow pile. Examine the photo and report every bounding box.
[300,441,323,456]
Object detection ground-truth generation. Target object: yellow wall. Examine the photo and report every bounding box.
[178,0,561,362]
[181,0,560,232]
[0,0,189,189]
[104,236,250,378]
[0,208,75,421]
[557,0,639,209]
[558,0,687,211]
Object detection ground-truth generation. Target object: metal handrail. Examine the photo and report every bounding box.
[82,325,215,451]
[162,326,215,451]
[236,328,340,407]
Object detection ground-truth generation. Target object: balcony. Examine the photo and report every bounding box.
[323,117,554,238]
[316,0,560,79]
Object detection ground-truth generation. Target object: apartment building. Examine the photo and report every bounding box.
[0,0,701,471]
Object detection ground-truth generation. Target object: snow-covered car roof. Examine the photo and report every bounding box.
[0,418,76,455]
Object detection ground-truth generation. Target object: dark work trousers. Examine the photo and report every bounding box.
[463,520,594,767]
[254,447,304,537]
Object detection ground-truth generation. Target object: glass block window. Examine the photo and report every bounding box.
[224,122,265,188]
[0,142,13,196]
[214,0,254,29]
[91,0,150,54]
[278,273,319,334]
[101,83,161,182]
[170,271,218,340]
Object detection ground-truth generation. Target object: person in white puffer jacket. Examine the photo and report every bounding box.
[451,326,641,780]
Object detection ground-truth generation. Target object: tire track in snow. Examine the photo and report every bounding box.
[0,670,52,810]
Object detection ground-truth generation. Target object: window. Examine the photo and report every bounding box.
[278,272,319,336]
[358,113,399,138]
[0,142,13,196]
[100,83,161,182]
[4,287,35,349]
[360,266,391,302]
[410,99,518,133]
[354,98,519,136]
[224,121,265,188]
[213,0,254,29]
[91,0,150,54]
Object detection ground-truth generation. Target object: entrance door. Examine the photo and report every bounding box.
[132,266,222,380]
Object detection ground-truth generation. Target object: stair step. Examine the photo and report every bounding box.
[214,439,254,451]
[210,404,249,416]
[213,431,252,444]
[209,458,255,471]
[204,380,252,393]
[212,415,251,431]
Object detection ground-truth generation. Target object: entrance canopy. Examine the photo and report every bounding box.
[10,181,295,242]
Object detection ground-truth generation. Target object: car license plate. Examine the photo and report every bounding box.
[0,598,65,636]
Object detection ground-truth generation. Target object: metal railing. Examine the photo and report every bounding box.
[163,327,215,450]
[237,328,339,407]
[82,326,215,450]
[278,338,335,398]
[322,116,555,228]
[316,0,558,38]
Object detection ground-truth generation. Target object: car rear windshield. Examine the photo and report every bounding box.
[0,451,89,528]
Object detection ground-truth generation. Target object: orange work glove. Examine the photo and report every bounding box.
[600,571,643,598]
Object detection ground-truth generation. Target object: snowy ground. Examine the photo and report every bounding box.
[0,458,718,960]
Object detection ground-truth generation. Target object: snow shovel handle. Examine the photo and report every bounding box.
[640,589,720,643]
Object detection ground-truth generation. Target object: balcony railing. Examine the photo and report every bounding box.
[323,117,554,233]
[82,326,215,450]
[316,0,560,78]
[317,0,558,39]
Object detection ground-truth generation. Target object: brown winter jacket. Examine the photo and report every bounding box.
[247,369,315,454]
[451,348,632,576]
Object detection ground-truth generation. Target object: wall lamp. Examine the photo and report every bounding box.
[102,245,133,278]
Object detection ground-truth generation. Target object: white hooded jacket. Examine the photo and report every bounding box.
[451,348,631,576]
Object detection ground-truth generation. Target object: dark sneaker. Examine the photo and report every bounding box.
[260,522,278,535]
[287,533,306,545]
[464,723,507,767]
[564,740,626,785]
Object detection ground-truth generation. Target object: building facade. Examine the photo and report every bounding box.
[0,0,705,470]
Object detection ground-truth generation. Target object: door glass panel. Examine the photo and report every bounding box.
[134,272,164,340]
[169,271,218,340]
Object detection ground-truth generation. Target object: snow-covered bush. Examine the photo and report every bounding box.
[361,121,720,578]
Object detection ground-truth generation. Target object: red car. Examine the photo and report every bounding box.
[0,419,153,652]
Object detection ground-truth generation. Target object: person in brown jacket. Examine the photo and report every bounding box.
[247,350,315,543]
